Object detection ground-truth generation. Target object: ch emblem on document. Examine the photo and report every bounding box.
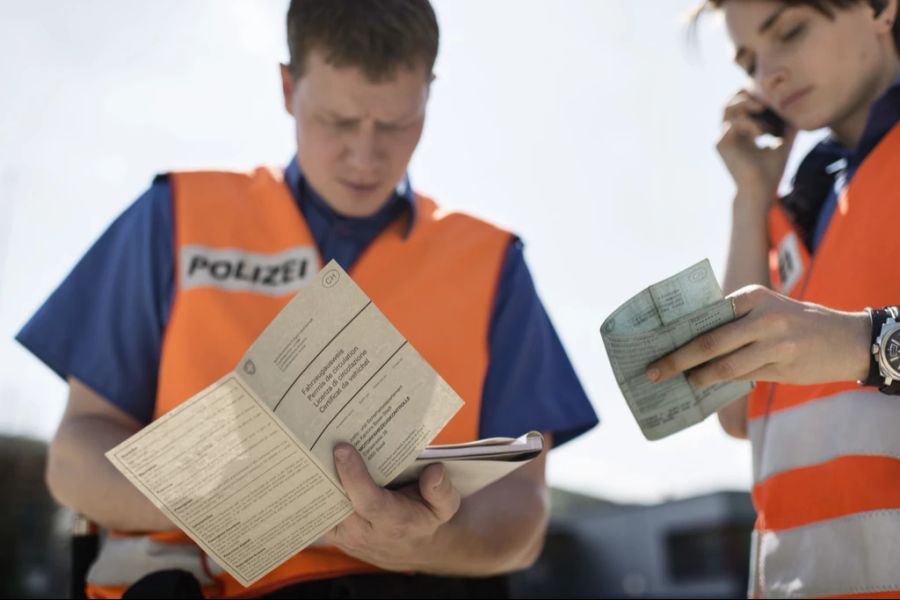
[322,269,340,288]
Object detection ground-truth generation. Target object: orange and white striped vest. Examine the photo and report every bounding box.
[86,166,512,598]
[750,124,900,598]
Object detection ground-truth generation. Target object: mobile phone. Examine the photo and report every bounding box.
[750,107,786,138]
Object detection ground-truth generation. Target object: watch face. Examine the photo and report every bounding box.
[883,327,900,376]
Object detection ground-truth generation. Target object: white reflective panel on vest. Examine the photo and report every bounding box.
[88,536,216,587]
[753,509,900,598]
[748,389,900,482]
[180,245,319,296]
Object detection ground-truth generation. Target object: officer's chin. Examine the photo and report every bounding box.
[332,185,390,218]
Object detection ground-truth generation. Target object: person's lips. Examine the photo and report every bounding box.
[779,86,813,113]
[339,180,380,193]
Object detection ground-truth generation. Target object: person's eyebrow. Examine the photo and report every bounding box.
[759,4,790,34]
[734,5,791,64]
[324,110,358,122]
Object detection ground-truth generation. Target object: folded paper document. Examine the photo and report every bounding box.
[600,259,753,441]
[106,261,538,586]
[391,431,544,497]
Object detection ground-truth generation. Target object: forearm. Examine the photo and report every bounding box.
[717,394,749,439]
[46,414,173,531]
[415,472,549,577]
[718,193,770,440]
[723,191,772,294]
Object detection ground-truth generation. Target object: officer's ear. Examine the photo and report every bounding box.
[280,63,297,117]
[871,0,898,37]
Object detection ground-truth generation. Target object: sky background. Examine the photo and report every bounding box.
[0,0,823,504]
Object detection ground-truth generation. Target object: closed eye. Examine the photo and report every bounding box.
[780,23,806,43]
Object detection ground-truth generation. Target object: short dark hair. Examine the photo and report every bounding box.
[692,0,900,53]
[286,0,439,82]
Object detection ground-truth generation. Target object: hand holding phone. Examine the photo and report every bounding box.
[750,107,787,138]
[718,90,795,203]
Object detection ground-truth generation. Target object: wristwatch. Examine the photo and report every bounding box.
[861,306,900,394]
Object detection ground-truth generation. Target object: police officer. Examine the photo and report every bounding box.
[17,1,598,597]
[651,1,900,596]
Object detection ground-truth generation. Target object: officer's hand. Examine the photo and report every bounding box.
[717,89,796,205]
[646,285,871,387]
[322,443,461,571]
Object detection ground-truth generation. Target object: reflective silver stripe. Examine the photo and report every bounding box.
[180,245,318,296]
[748,529,760,598]
[748,389,900,482]
[87,536,216,587]
[755,509,900,598]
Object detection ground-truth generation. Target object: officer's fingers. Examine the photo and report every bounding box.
[718,116,769,151]
[418,463,461,524]
[724,94,766,122]
[334,443,391,521]
[729,115,767,140]
[725,89,760,106]
[729,285,773,319]
[686,342,771,387]
[648,317,756,383]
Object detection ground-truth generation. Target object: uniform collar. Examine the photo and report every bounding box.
[853,76,900,166]
[818,76,900,169]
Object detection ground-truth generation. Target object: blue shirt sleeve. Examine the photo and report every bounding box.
[479,239,599,447]
[15,178,175,425]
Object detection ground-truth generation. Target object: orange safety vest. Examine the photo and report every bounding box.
[749,124,900,598]
[86,166,512,598]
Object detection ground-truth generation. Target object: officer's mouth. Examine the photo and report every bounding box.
[339,179,380,195]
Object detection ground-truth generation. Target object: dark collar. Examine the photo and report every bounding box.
[854,76,900,166]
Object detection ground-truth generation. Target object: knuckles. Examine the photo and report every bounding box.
[713,359,736,381]
[698,331,719,354]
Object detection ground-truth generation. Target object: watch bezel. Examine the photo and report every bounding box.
[877,322,900,381]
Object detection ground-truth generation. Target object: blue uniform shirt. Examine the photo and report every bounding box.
[17,159,598,446]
